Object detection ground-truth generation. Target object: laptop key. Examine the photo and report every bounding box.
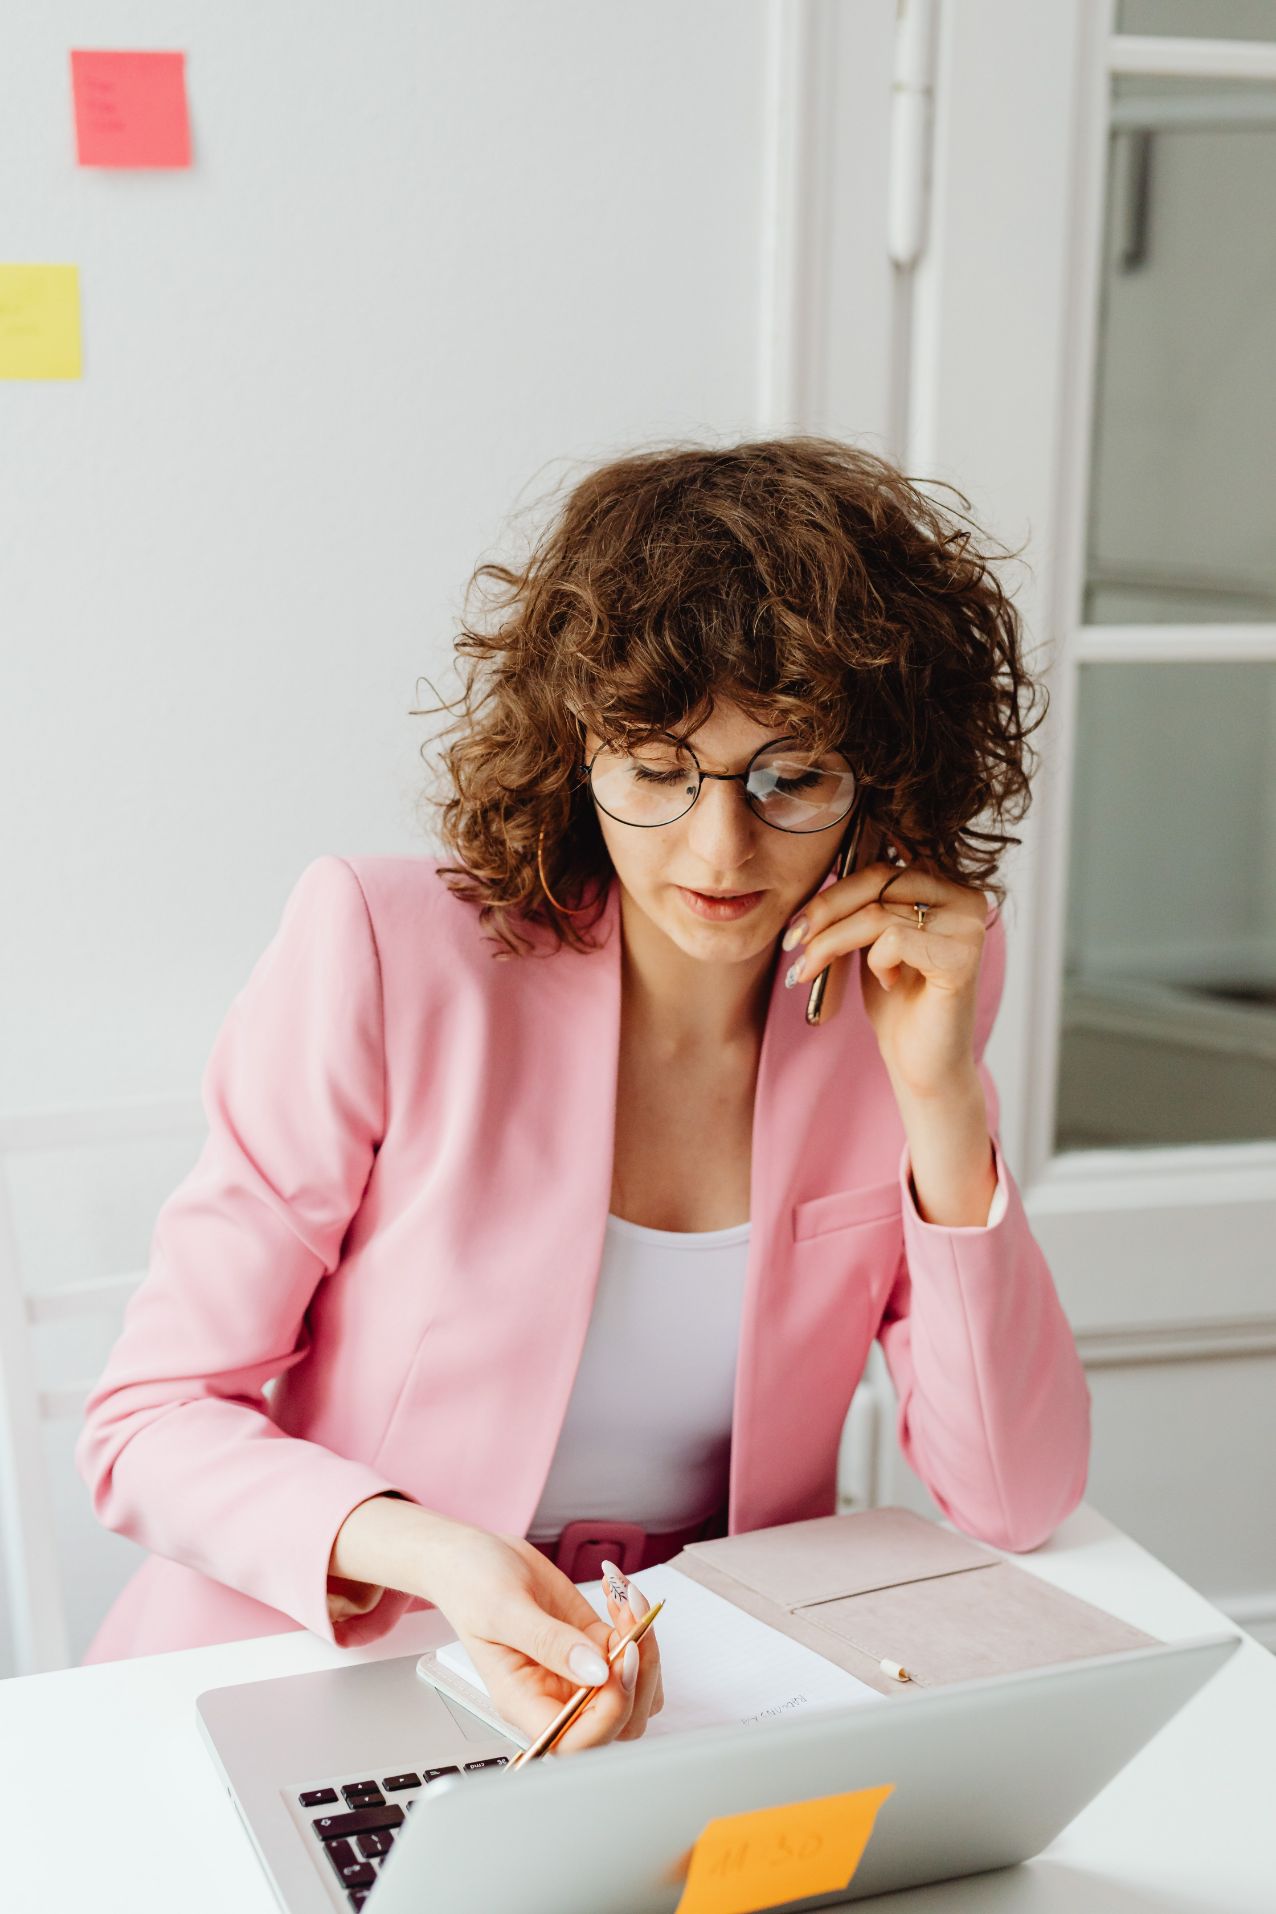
[299,1787,339,1807]
[382,1772,420,1791]
[422,1764,460,1782]
[348,1893,374,1910]
[341,1783,385,1808]
[335,1860,376,1890]
[312,1804,405,1840]
[356,1830,395,1858]
[464,1757,509,1772]
[326,1839,376,1886]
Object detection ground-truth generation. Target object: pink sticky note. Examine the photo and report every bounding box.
[70,50,191,168]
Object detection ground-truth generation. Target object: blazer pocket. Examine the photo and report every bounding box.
[792,1176,902,1243]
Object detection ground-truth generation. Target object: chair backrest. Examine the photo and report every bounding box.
[0,1096,206,1675]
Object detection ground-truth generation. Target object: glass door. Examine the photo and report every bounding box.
[1061,7,1276,1152]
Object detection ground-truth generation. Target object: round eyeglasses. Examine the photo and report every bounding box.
[581,735,857,833]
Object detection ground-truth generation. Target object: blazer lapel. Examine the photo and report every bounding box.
[729,893,890,1533]
[471,873,626,1536]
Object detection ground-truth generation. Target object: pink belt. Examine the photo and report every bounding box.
[528,1504,729,1583]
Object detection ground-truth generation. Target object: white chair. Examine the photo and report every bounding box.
[839,1341,893,1514]
[0,1096,206,1675]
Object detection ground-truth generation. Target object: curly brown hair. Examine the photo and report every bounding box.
[410,434,1044,960]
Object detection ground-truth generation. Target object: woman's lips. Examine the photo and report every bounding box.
[677,886,766,921]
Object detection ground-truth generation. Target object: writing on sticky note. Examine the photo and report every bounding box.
[70,50,191,168]
[0,266,81,379]
[672,1783,895,1914]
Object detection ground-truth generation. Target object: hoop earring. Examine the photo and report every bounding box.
[536,824,596,916]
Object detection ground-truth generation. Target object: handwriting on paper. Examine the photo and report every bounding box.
[70,49,191,168]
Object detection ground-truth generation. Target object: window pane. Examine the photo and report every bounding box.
[1055,661,1276,1151]
[1083,75,1276,624]
[1117,1,1276,39]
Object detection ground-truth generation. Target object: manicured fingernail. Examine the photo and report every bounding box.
[600,1559,630,1605]
[621,1642,640,1691]
[785,961,804,989]
[781,918,808,951]
[569,1644,609,1685]
[626,1579,650,1622]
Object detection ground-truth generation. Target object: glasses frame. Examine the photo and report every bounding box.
[579,733,857,834]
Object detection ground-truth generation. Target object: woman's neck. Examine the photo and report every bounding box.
[617,883,779,1054]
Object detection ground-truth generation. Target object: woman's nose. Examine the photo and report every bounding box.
[685,777,757,857]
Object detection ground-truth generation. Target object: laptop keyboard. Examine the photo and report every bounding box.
[295,1759,509,1907]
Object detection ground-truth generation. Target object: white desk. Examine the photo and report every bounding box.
[4,1503,1273,1912]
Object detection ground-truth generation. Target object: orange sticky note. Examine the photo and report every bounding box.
[0,266,81,379]
[70,50,191,168]
[673,1782,895,1914]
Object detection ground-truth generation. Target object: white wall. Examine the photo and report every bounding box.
[1,0,900,1673]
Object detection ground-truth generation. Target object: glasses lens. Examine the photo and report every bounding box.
[589,739,701,825]
[746,743,856,831]
[588,738,855,830]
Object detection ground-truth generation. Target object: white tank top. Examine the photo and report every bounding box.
[526,1168,1007,1544]
[525,1211,750,1543]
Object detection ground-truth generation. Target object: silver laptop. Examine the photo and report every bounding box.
[196,1629,1238,1912]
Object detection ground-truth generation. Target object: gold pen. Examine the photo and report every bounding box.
[802,801,873,1027]
[505,1597,666,1772]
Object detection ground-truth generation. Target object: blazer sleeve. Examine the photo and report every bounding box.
[875,906,1092,1552]
[73,855,425,1648]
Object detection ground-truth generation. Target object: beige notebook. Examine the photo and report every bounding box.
[415,1506,1160,1744]
[674,1507,1160,1695]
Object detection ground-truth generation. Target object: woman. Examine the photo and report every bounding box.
[75,436,1090,1755]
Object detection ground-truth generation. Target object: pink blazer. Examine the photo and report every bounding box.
[75,854,1090,1664]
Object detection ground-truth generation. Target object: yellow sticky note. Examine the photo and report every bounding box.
[673,1782,895,1914]
[0,266,82,379]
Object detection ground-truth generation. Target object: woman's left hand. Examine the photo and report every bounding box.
[598,1560,664,1737]
[784,859,991,1098]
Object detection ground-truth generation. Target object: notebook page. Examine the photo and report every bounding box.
[433,1561,886,1738]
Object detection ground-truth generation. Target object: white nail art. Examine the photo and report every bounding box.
[600,1558,630,1604]
[626,1578,650,1621]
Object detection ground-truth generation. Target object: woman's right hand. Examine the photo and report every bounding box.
[421,1521,663,1753]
